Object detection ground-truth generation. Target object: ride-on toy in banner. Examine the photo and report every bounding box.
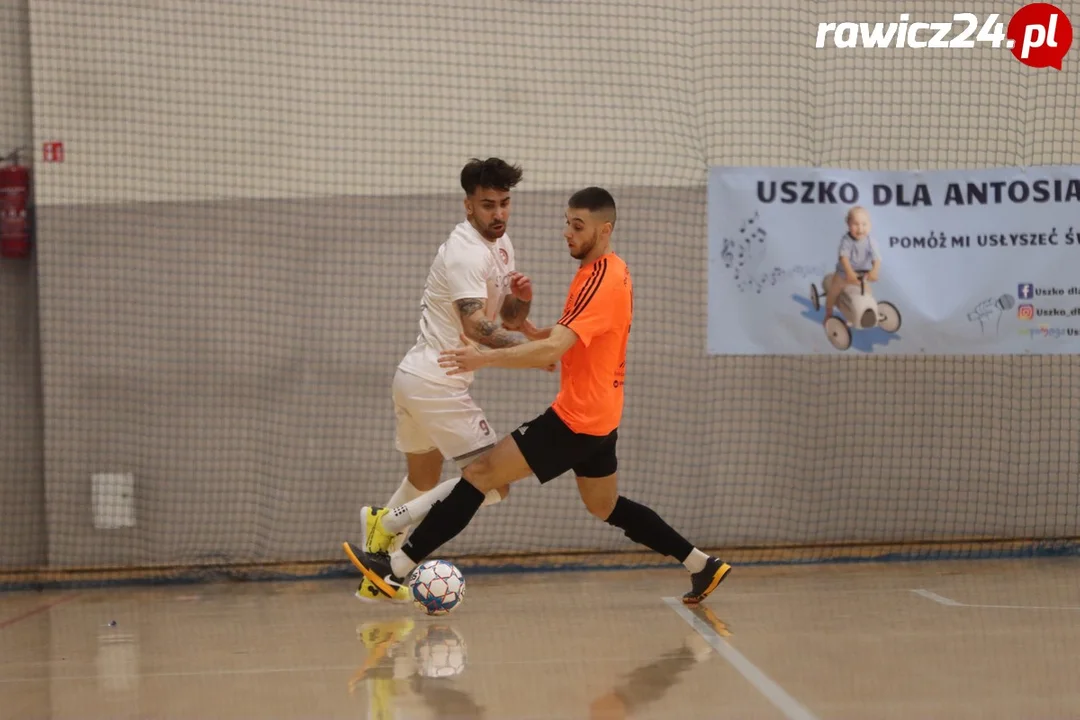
[810,270,901,350]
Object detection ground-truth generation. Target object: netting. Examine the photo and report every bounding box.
[3,0,1080,586]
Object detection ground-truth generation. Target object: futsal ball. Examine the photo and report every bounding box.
[408,559,465,616]
[415,625,468,678]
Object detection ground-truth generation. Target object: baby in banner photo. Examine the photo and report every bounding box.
[823,206,882,325]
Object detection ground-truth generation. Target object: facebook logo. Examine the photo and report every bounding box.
[1018,283,1034,300]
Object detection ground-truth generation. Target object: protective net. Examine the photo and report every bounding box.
[3,0,1079,586]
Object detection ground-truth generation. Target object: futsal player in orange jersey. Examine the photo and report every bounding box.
[344,187,731,605]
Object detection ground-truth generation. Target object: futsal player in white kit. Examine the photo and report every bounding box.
[352,157,540,602]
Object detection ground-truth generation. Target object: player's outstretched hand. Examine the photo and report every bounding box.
[509,271,533,302]
[439,334,486,375]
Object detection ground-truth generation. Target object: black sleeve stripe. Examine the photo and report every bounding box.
[557,259,605,326]
[559,258,609,327]
[558,258,606,326]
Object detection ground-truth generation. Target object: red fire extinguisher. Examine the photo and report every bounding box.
[1,148,32,259]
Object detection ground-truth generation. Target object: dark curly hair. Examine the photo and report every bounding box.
[460,157,524,195]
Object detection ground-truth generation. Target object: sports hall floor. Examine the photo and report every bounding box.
[2,558,1078,719]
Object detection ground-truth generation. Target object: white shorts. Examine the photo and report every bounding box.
[391,368,497,465]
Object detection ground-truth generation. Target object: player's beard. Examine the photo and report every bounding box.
[571,229,598,260]
[467,213,505,241]
[481,219,505,241]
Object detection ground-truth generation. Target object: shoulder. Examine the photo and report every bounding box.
[605,252,627,269]
[444,227,489,262]
[592,253,626,275]
[595,255,632,300]
[602,254,630,283]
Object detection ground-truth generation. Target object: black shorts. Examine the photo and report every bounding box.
[510,406,618,483]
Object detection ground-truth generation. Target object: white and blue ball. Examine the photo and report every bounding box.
[408,559,465,616]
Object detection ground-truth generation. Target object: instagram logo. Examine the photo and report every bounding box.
[1018,304,1035,320]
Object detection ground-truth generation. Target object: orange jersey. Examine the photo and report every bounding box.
[552,253,632,436]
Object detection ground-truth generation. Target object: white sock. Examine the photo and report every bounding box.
[390,549,418,579]
[386,475,424,509]
[384,479,503,535]
[683,548,709,574]
[383,479,459,534]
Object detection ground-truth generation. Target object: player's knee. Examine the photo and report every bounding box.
[582,493,617,521]
[462,455,497,492]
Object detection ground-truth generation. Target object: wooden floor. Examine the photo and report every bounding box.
[2,558,1079,719]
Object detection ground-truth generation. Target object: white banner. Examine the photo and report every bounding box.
[707,165,1080,355]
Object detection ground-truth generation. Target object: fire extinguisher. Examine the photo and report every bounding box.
[0,148,32,259]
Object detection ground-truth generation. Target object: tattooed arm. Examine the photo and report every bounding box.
[454,298,528,349]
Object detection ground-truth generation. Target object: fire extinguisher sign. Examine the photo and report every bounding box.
[43,141,64,163]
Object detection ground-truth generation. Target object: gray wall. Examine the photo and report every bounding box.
[0,0,45,569]
[6,0,1080,571]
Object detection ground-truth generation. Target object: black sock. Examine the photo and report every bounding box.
[400,479,485,567]
[605,496,694,562]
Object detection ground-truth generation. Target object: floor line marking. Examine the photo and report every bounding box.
[0,595,78,631]
[663,597,819,720]
[911,589,1080,611]
[911,589,964,606]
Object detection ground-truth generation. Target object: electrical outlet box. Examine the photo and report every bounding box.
[92,473,136,529]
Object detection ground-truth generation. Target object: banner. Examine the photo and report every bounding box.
[707,165,1080,355]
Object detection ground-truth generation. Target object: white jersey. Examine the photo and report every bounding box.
[397,220,516,388]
